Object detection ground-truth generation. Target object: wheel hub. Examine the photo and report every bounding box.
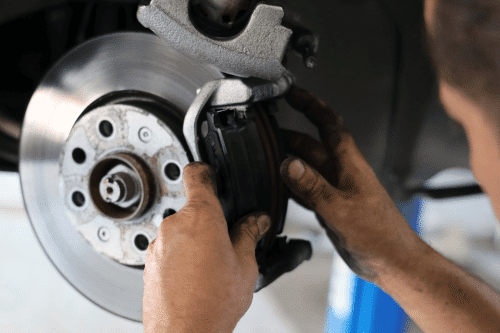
[61,103,189,266]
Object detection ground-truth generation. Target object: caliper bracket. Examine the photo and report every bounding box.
[137,0,292,81]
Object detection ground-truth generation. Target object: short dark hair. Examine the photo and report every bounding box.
[428,0,500,121]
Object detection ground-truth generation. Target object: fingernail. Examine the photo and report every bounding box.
[288,159,305,180]
[256,215,271,235]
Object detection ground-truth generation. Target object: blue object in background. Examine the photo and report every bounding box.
[324,196,422,333]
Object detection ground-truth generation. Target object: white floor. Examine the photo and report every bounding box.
[1,170,500,333]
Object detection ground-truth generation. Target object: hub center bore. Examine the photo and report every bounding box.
[100,168,140,205]
[90,153,154,221]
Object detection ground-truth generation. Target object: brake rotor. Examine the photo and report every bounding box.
[19,32,223,321]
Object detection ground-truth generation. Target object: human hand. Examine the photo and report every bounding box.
[280,86,427,282]
[142,162,271,333]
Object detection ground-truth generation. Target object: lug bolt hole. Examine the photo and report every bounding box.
[134,234,149,251]
[72,191,85,207]
[99,120,114,138]
[164,163,181,181]
[72,148,86,164]
[163,209,177,219]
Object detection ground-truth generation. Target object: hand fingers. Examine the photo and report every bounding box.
[290,191,309,210]
[182,162,223,212]
[285,85,347,137]
[281,129,338,186]
[230,212,270,266]
[285,85,371,190]
[282,129,330,170]
[285,85,351,155]
[280,157,345,215]
[281,129,332,208]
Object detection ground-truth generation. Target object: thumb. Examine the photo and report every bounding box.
[230,212,271,265]
[280,157,341,216]
[181,161,226,222]
[182,161,220,205]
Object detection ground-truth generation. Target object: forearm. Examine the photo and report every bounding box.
[375,241,500,332]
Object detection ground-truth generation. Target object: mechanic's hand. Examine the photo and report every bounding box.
[143,162,270,333]
[280,86,426,283]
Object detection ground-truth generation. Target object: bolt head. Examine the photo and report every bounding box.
[139,127,152,143]
[98,227,110,242]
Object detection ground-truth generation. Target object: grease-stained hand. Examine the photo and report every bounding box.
[280,86,427,282]
[143,162,271,333]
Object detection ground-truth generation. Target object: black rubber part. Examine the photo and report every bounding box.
[413,185,483,199]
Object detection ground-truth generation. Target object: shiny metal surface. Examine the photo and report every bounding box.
[183,71,293,161]
[183,81,221,161]
[99,167,141,207]
[19,32,223,322]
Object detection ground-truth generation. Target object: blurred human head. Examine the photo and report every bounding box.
[425,0,500,216]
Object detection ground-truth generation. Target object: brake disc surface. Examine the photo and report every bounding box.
[19,32,223,321]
